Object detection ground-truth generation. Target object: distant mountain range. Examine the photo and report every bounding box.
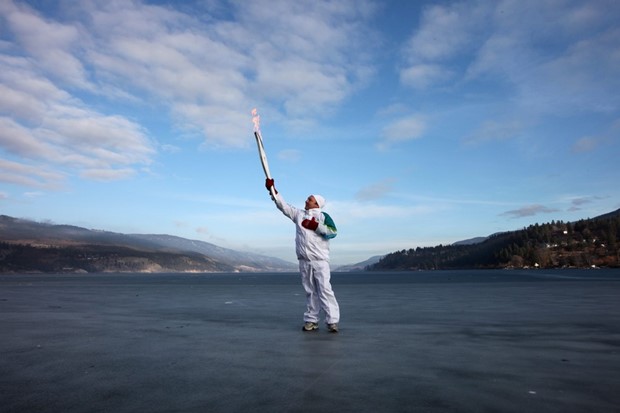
[4,207,619,273]
[335,255,383,272]
[0,215,297,273]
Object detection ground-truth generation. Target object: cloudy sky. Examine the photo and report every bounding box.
[1,0,619,266]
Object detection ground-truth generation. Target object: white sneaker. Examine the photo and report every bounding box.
[302,322,319,331]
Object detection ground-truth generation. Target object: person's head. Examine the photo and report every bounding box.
[305,194,325,210]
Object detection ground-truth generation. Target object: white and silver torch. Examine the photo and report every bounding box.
[251,108,277,199]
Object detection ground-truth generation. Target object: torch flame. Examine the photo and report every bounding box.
[251,108,260,133]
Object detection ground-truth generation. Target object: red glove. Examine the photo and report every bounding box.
[265,178,278,194]
[302,217,318,231]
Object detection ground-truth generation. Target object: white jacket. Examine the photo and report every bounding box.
[273,193,337,262]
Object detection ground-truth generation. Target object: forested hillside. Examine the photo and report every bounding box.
[369,209,620,270]
[0,215,296,273]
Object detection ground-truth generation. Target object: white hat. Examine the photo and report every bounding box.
[312,194,326,208]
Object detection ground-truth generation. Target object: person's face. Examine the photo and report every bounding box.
[305,195,319,210]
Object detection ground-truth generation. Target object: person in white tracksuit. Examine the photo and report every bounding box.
[265,178,340,333]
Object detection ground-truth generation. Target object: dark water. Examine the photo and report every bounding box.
[2,267,618,284]
[2,269,619,413]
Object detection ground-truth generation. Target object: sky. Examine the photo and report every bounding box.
[1,0,619,266]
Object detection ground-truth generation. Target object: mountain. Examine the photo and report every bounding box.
[335,255,384,272]
[369,208,620,271]
[452,236,488,246]
[0,215,296,273]
[127,233,295,272]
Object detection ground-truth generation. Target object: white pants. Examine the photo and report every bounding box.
[299,259,340,324]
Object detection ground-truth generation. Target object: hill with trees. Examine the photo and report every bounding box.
[0,215,296,273]
[368,208,620,271]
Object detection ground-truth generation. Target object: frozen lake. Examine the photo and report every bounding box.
[1,269,619,412]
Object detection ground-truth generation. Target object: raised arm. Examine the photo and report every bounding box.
[265,178,298,221]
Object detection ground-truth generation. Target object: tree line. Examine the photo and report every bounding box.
[0,242,232,273]
[369,213,620,271]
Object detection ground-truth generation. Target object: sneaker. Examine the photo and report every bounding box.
[302,322,319,331]
[327,323,339,333]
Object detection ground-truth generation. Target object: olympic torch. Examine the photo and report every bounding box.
[251,108,277,199]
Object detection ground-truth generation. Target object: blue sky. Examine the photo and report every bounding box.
[1,0,619,266]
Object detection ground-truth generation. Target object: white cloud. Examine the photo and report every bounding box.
[277,149,302,163]
[0,0,377,190]
[78,0,374,144]
[196,226,209,235]
[0,158,65,188]
[0,5,157,188]
[400,64,452,90]
[378,114,426,149]
[516,27,620,114]
[80,168,136,182]
[174,220,188,229]
[0,57,155,184]
[500,204,559,219]
[355,178,397,201]
[400,0,620,114]
[0,117,55,159]
[161,144,181,154]
[400,1,489,87]
[0,1,92,89]
[566,195,607,212]
[571,136,601,153]
[464,119,524,145]
[404,2,487,62]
